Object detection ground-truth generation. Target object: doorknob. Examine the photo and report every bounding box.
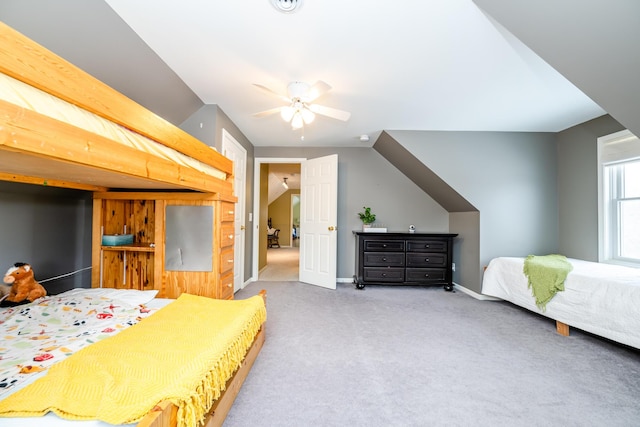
[240,225,245,230]
[328,226,337,231]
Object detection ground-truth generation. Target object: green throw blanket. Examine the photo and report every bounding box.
[523,254,573,311]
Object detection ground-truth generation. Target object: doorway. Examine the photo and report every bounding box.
[252,155,338,288]
[253,159,304,281]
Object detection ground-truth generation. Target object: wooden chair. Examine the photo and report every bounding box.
[267,229,280,248]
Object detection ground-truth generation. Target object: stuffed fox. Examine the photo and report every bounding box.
[3,263,47,303]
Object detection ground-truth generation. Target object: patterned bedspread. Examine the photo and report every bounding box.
[0,289,159,398]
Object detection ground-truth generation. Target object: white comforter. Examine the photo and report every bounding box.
[482,257,640,349]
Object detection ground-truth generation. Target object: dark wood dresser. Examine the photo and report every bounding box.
[353,232,458,291]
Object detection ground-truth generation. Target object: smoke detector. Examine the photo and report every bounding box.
[270,0,304,13]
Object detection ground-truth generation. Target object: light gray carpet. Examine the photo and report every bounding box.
[227,282,640,427]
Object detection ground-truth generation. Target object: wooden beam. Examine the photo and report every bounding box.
[0,22,233,178]
[0,100,233,195]
[0,171,107,191]
[93,192,236,203]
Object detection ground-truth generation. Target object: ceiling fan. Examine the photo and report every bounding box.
[252,80,351,129]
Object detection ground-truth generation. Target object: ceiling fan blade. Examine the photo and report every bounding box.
[252,107,283,118]
[306,80,332,102]
[308,104,351,122]
[253,84,290,103]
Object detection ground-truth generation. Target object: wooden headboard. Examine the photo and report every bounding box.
[0,22,233,195]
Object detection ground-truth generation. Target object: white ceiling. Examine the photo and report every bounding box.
[104,0,605,148]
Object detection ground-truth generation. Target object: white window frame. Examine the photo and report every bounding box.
[598,129,640,267]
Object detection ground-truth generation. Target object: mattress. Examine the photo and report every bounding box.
[0,287,167,426]
[0,288,266,427]
[482,257,640,349]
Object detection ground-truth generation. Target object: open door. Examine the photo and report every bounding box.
[299,154,338,289]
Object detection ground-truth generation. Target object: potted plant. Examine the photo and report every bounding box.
[358,206,376,230]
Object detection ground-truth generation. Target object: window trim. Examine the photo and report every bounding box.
[598,129,640,267]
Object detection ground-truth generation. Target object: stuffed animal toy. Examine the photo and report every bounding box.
[0,283,10,301]
[2,263,47,304]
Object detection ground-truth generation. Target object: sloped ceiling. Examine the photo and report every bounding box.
[1,1,637,149]
[267,163,301,204]
[0,0,612,150]
[473,0,640,138]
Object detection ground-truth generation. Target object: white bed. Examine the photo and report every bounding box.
[482,257,640,349]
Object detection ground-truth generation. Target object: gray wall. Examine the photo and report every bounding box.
[0,182,92,294]
[254,146,449,279]
[388,130,559,290]
[2,0,635,296]
[557,115,624,260]
[181,104,256,283]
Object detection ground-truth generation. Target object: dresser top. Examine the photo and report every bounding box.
[352,231,458,237]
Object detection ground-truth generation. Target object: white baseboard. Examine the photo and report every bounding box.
[453,282,500,301]
[338,278,500,301]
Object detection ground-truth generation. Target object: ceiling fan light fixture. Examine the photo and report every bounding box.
[301,108,315,124]
[280,106,295,122]
[291,112,304,129]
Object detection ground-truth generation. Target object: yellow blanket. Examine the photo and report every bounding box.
[0,293,266,427]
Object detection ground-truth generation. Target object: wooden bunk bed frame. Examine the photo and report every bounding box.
[0,21,233,194]
[0,22,263,427]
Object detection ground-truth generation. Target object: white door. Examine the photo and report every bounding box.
[299,154,338,289]
[222,129,246,292]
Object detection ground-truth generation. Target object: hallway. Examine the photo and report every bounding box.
[259,244,300,281]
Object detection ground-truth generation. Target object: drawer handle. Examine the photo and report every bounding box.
[229,234,234,239]
[228,260,234,264]
[383,244,387,248]
[425,258,430,262]
[425,244,430,248]
[227,283,233,288]
[382,257,387,261]
[228,210,234,215]
[382,273,386,277]
[424,274,430,278]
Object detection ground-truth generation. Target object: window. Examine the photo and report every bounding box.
[599,130,640,266]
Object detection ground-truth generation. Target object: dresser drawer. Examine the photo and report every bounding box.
[405,268,446,282]
[220,202,235,223]
[220,223,235,248]
[406,240,447,252]
[218,270,234,300]
[406,252,447,268]
[364,252,405,267]
[363,267,404,282]
[220,247,234,274]
[364,240,404,252]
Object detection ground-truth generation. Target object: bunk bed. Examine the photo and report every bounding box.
[0,22,264,427]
